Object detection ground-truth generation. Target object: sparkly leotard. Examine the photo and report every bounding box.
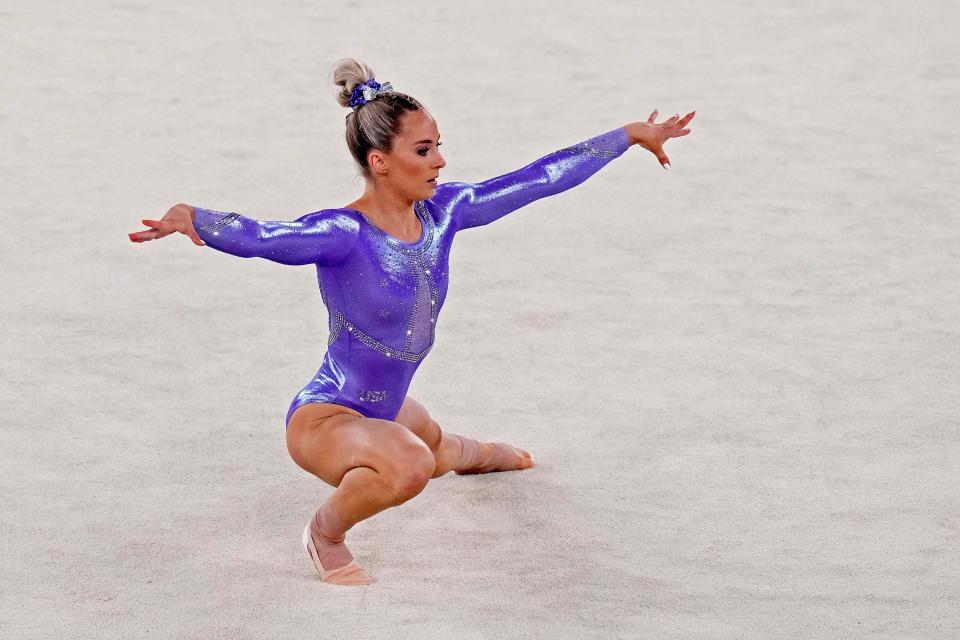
[192,126,631,428]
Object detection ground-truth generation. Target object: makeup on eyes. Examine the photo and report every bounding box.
[417,141,442,156]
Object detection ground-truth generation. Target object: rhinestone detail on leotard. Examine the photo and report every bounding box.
[328,309,344,346]
[198,211,241,233]
[335,309,434,362]
[556,141,621,158]
[350,201,436,253]
[325,201,440,360]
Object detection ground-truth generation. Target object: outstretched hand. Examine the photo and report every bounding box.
[626,109,695,170]
[128,203,205,246]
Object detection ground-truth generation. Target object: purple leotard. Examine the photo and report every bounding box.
[192,127,631,428]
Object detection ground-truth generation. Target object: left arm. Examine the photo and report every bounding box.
[441,126,632,232]
[440,110,695,233]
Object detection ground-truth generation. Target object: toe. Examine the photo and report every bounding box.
[322,560,373,586]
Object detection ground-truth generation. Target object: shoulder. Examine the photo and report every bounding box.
[428,182,475,216]
[292,208,362,264]
[432,181,471,203]
[294,208,362,236]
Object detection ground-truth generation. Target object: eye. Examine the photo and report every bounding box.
[418,142,442,156]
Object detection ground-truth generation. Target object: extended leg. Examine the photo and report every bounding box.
[392,396,535,477]
[445,433,534,476]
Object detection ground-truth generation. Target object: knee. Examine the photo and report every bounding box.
[384,445,435,503]
[422,419,443,453]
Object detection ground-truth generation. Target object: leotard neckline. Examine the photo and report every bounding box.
[340,201,429,248]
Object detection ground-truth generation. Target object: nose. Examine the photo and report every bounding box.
[435,151,446,170]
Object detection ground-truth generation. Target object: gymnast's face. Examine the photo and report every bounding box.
[370,108,445,200]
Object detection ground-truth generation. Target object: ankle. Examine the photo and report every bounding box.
[311,501,354,569]
[315,501,350,535]
[452,434,486,471]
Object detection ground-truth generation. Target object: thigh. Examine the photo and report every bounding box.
[392,395,442,452]
[286,402,432,488]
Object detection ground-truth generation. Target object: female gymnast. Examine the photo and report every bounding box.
[128,58,695,586]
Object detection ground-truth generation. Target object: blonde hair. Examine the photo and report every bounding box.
[331,58,423,177]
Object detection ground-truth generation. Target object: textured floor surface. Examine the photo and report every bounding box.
[1,1,958,638]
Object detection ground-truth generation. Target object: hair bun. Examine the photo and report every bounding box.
[331,58,375,108]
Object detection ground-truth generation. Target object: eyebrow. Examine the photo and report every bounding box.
[413,137,441,145]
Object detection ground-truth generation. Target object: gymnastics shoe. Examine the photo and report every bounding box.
[302,520,373,586]
[454,436,535,475]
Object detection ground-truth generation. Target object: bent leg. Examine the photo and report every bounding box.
[287,403,436,584]
[287,403,436,522]
[393,396,535,477]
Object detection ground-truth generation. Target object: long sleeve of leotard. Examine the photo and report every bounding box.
[440,126,631,232]
[192,207,360,266]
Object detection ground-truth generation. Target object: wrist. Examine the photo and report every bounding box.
[625,122,651,147]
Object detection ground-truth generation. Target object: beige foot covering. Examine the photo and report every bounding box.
[453,435,533,475]
[302,502,373,586]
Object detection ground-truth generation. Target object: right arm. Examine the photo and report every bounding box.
[130,203,360,266]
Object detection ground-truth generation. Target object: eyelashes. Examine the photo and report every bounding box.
[417,142,442,156]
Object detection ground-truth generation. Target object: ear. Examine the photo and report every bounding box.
[367,149,389,175]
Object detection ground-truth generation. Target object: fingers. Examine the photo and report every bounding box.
[641,108,693,170]
[667,111,695,131]
[128,230,159,242]
[129,218,205,246]
[651,143,671,170]
[648,110,695,126]
[138,218,172,240]
[661,111,694,126]
[129,228,205,245]
[659,110,695,145]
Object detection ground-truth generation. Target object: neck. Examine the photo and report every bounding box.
[355,183,416,222]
